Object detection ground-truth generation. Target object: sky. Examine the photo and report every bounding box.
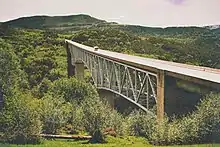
[0,0,220,27]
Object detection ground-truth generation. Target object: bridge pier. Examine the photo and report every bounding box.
[157,70,165,121]
[75,61,84,80]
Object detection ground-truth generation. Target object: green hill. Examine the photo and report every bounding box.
[1,14,106,29]
[1,14,220,68]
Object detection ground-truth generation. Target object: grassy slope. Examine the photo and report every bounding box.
[0,136,219,147]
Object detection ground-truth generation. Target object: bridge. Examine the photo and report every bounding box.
[65,39,220,120]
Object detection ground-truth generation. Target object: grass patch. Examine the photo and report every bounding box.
[0,136,219,147]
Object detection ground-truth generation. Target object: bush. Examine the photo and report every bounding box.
[69,100,84,134]
[194,92,220,142]
[40,94,72,134]
[81,97,124,142]
[126,110,156,137]
[148,92,220,145]
[0,92,42,144]
[49,77,98,103]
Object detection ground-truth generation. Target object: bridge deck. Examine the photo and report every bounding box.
[66,40,220,84]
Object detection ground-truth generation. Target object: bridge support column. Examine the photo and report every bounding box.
[66,42,75,77]
[157,70,165,121]
[75,61,84,80]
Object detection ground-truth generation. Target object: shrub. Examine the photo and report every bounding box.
[40,94,72,134]
[49,77,98,103]
[0,92,42,144]
[126,110,156,137]
[148,92,220,145]
[69,100,84,133]
[194,92,220,142]
[81,97,124,142]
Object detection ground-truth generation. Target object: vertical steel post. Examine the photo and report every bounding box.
[65,41,75,77]
[157,70,165,121]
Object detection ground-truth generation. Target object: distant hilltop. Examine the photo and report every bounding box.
[0,14,107,29]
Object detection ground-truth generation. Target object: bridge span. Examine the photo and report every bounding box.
[65,39,220,120]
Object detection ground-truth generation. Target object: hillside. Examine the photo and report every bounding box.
[1,14,106,29]
[1,14,220,69]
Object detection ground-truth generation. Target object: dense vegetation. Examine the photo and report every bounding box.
[0,15,220,146]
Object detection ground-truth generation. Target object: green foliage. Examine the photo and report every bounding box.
[81,97,124,138]
[147,93,220,145]
[0,39,26,93]
[69,101,85,133]
[0,92,42,144]
[40,94,72,134]
[49,77,98,103]
[126,111,156,137]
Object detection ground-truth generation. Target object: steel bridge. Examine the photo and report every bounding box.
[65,40,220,120]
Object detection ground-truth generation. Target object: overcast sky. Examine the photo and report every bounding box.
[0,0,220,27]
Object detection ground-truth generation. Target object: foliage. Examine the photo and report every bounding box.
[0,92,42,144]
[148,93,220,145]
[126,111,156,137]
[48,77,98,103]
[40,94,72,134]
[81,97,124,140]
[0,39,27,94]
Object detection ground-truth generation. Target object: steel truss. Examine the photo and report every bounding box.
[69,44,158,114]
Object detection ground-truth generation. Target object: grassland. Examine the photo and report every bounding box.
[0,136,219,147]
